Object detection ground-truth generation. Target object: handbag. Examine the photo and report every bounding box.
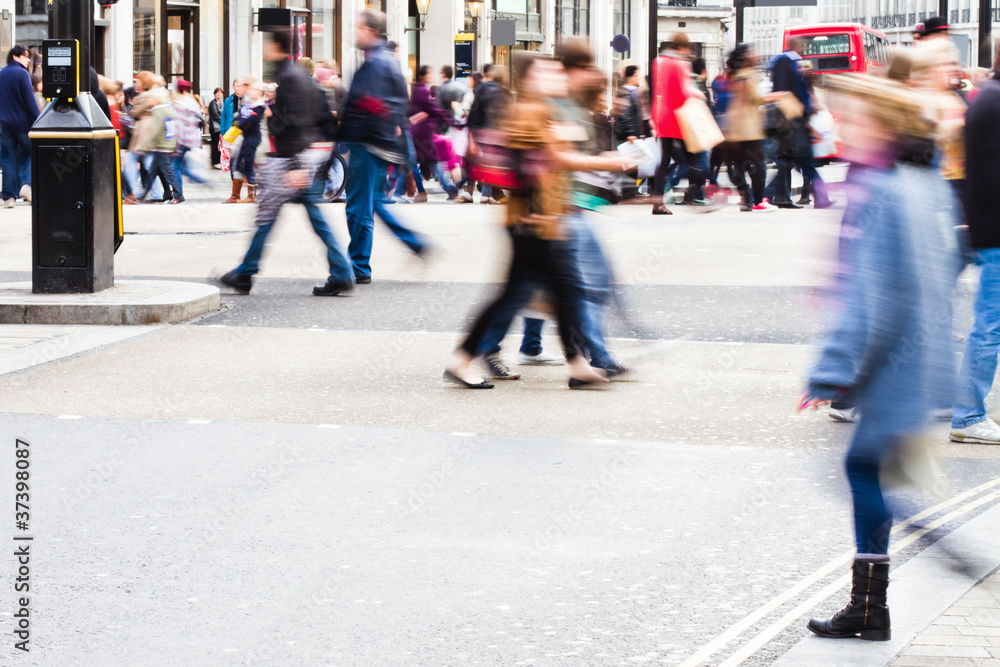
[675,97,725,154]
[467,129,548,191]
[222,125,242,144]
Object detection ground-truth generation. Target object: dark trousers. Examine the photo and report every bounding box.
[210,130,222,166]
[652,138,687,197]
[769,121,823,205]
[730,140,766,205]
[141,152,181,200]
[461,230,586,362]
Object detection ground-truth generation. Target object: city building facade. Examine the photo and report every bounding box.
[5,0,737,99]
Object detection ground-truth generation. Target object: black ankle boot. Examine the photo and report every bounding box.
[808,559,891,641]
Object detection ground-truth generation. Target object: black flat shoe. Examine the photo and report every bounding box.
[568,376,609,390]
[651,204,673,216]
[443,370,494,389]
[219,270,252,294]
[354,275,372,284]
[313,280,354,296]
[774,201,803,209]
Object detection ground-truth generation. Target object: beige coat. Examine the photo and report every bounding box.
[725,69,765,143]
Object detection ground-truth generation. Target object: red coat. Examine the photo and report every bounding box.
[650,54,691,139]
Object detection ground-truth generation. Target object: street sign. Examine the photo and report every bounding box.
[491,20,516,46]
[455,39,473,78]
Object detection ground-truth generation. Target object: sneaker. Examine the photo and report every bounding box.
[753,200,777,212]
[413,193,428,203]
[393,195,413,204]
[950,418,1000,444]
[595,361,632,380]
[354,275,372,285]
[3,199,14,209]
[485,354,522,380]
[19,185,31,203]
[829,407,858,423]
[517,350,566,366]
[219,270,252,294]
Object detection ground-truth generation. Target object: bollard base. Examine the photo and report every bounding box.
[0,281,220,325]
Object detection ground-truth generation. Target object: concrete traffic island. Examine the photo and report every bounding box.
[0,280,220,325]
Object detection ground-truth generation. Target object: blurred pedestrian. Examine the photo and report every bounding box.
[219,30,354,297]
[800,75,958,641]
[208,87,224,168]
[612,65,643,146]
[767,37,831,209]
[467,65,512,205]
[724,44,775,212]
[444,53,631,390]
[949,57,1000,444]
[172,79,209,200]
[650,34,697,215]
[130,74,182,204]
[410,65,460,200]
[0,45,39,208]
[339,9,430,284]
[221,77,247,203]
[234,78,266,203]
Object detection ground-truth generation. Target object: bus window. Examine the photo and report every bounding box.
[801,34,852,56]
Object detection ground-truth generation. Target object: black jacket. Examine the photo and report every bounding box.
[269,59,321,158]
[467,80,511,131]
[613,86,642,142]
[964,77,1000,249]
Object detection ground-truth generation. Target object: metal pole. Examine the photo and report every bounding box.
[648,0,657,90]
[49,0,92,93]
[979,0,992,67]
[938,0,947,22]
[736,0,744,44]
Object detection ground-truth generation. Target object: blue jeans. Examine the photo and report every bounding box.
[952,248,1000,429]
[570,213,614,367]
[0,129,31,200]
[392,133,425,198]
[237,176,353,285]
[846,423,893,555]
[430,160,459,199]
[345,143,426,278]
[482,312,545,357]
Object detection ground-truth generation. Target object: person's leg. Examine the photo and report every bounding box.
[344,144,378,279]
[14,132,31,192]
[729,142,751,201]
[210,131,221,166]
[235,158,291,276]
[477,280,541,357]
[0,129,18,200]
[433,161,459,199]
[652,137,671,197]
[570,214,615,367]
[666,140,688,194]
[299,178,354,286]
[536,237,587,362]
[685,151,709,201]
[392,163,411,198]
[519,318,545,356]
[172,150,185,198]
[157,153,182,200]
[846,446,891,556]
[373,158,426,254]
[952,249,1000,429]
[747,141,766,205]
[460,233,541,357]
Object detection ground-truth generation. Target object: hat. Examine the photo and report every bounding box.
[177,79,192,93]
[914,15,949,36]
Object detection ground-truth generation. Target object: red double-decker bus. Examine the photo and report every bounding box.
[782,24,891,74]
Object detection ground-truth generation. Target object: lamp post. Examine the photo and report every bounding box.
[469,0,484,70]
[406,0,432,32]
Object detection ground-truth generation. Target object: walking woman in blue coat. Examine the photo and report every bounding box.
[799,74,960,642]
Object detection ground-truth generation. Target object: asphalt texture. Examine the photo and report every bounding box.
[0,188,996,666]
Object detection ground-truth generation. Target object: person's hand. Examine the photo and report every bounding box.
[796,392,831,412]
[410,111,428,125]
[264,107,273,118]
[286,169,310,189]
[627,136,637,143]
[451,101,461,111]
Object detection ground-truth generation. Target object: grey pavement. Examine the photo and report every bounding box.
[0,192,997,666]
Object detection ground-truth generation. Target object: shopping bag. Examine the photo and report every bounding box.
[222,125,242,144]
[619,139,658,180]
[676,97,725,154]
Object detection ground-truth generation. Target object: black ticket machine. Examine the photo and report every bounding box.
[30,33,123,294]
